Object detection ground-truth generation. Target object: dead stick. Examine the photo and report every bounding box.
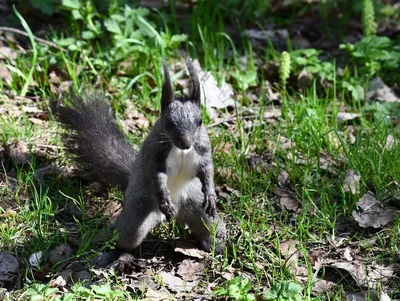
[0,26,64,51]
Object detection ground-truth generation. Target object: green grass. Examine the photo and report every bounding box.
[0,1,399,300]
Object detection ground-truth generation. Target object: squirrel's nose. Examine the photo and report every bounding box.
[176,138,192,150]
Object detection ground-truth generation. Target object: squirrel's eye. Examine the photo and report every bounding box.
[198,119,203,126]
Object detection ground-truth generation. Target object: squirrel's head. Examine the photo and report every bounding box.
[160,58,202,150]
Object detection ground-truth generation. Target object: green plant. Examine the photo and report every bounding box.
[340,36,400,80]
[362,0,377,37]
[28,0,59,15]
[279,51,291,89]
[290,49,335,81]
[213,277,256,301]
[264,281,304,301]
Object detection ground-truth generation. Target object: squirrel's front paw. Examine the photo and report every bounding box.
[203,191,216,217]
[159,199,176,221]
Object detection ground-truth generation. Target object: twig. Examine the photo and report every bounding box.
[208,114,266,128]
[0,26,64,51]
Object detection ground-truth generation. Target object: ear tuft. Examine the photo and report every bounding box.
[161,61,174,112]
[184,56,201,106]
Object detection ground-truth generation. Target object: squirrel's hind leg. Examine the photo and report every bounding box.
[114,197,164,251]
[176,192,227,254]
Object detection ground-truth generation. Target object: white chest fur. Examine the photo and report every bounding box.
[166,146,199,202]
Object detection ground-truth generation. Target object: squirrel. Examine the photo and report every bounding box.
[52,57,227,253]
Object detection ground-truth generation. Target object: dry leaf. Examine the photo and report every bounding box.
[145,287,172,301]
[312,279,335,293]
[280,240,299,273]
[328,260,394,287]
[352,193,395,228]
[177,259,205,281]
[50,270,71,288]
[280,197,299,211]
[380,291,391,301]
[343,169,361,194]
[367,77,400,103]
[3,209,16,218]
[3,141,30,164]
[173,241,207,259]
[343,247,353,262]
[337,112,362,123]
[29,251,43,267]
[0,65,12,86]
[158,271,199,293]
[191,60,237,116]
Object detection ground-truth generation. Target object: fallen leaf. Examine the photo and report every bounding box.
[327,260,394,287]
[277,170,290,186]
[29,251,43,267]
[3,141,30,164]
[177,259,205,282]
[280,196,300,211]
[22,106,43,114]
[3,209,16,218]
[173,241,207,259]
[50,270,71,288]
[0,46,17,61]
[352,193,395,228]
[343,169,361,194]
[367,77,399,103]
[343,247,353,262]
[0,65,12,86]
[312,279,335,293]
[158,271,199,293]
[347,291,379,301]
[145,287,171,301]
[337,112,362,123]
[193,60,237,112]
[380,291,391,301]
[280,240,299,273]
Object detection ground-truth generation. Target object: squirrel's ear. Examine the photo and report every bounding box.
[185,57,201,106]
[161,61,174,112]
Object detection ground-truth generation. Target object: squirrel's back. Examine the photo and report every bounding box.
[52,93,137,190]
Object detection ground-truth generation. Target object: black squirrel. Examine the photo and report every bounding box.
[52,57,227,252]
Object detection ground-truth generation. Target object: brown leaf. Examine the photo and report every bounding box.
[158,271,199,293]
[343,247,353,262]
[0,65,12,86]
[327,260,394,287]
[3,209,16,218]
[367,77,400,103]
[177,259,205,282]
[3,141,30,164]
[173,241,207,259]
[50,270,71,288]
[352,193,395,228]
[0,46,17,61]
[145,287,171,301]
[280,240,299,273]
[280,196,299,212]
[337,112,362,123]
[343,169,361,194]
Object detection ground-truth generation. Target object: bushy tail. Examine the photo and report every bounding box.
[52,93,137,190]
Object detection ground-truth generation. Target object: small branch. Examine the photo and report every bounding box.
[208,114,266,128]
[0,26,64,51]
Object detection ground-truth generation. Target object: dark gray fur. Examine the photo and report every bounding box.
[52,58,227,252]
